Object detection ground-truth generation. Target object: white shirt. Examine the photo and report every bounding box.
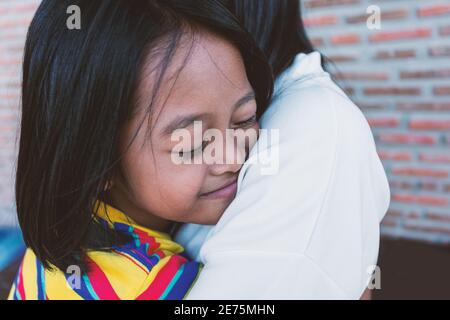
[175,51,391,299]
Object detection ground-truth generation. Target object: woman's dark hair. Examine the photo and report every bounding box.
[223,0,332,78]
[16,0,273,272]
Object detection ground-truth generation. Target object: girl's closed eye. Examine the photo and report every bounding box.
[233,114,257,128]
[184,140,209,158]
[176,114,257,158]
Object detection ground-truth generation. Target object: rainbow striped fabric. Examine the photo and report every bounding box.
[8,200,202,300]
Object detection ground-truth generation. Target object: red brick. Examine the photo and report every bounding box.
[304,0,359,9]
[392,194,416,204]
[427,212,450,223]
[409,119,450,130]
[433,87,450,95]
[417,196,449,206]
[304,15,338,27]
[378,133,436,145]
[355,102,387,110]
[330,33,360,45]
[418,4,450,17]
[391,167,448,178]
[392,194,449,206]
[400,69,450,79]
[369,28,432,42]
[364,87,421,96]
[389,180,414,190]
[398,103,450,111]
[385,209,420,219]
[367,117,400,128]
[327,54,358,63]
[419,153,450,164]
[420,182,439,192]
[378,150,412,161]
[346,9,408,24]
[375,49,416,60]
[333,71,389,81]
[385,209,403,217]
[428,46,450,57]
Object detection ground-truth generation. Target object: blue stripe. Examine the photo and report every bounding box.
[113,246,154,271]
[148,252,161,266]
[164,261,201,300]
[64,271,97,300]
[36,259,46,300]
[159,264,185,300]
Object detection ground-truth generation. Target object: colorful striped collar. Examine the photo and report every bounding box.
[93,199,181,248]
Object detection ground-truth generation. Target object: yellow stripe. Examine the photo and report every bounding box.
[22,249,38,300]
[7,283,16,300]
[45,267,83,300]
[88,251,148,300]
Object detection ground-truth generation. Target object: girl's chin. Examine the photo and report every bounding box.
[185,194,237,225]
[192,207,229,225]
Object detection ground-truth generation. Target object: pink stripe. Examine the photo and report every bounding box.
[156,251,166,259]
[85,256,120,300]
[136,255,187,300]
[17,260,26,300]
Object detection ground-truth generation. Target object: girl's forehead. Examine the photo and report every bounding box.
[133,29,252,132]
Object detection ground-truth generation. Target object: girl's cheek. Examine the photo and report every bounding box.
[180,163,208,196]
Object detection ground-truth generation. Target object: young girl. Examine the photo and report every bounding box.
[9,0,273,300]
[175,0,391,299]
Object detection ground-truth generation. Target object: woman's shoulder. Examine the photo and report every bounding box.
[265,51,369,136]
[261,76,373,152]
[9,245,201,300]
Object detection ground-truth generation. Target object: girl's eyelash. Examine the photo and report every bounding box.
[181,140,208,158]
[235,114,257,127]
[178,116,257,157]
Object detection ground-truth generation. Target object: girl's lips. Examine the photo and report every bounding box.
[199,180,238,200]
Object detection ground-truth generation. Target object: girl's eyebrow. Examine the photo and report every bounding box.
[161,112,209,136]
[161,90,255,136]
[234,90,255,110]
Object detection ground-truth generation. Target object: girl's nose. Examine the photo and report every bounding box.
[208,129,247,176]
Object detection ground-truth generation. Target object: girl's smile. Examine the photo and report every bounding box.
[199,177,238,200]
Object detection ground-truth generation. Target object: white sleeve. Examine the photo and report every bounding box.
[179,83,390,299]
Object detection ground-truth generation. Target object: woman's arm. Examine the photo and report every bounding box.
[177,80,390,299]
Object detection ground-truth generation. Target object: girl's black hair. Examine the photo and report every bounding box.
[16,0,273,272]
[223,0,333,78]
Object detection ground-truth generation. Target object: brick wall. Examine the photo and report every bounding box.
[0,0,40,225]
[1,0,449,244]
[302,0,450,244]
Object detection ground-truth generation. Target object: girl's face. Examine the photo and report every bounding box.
[109,31,259,229]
